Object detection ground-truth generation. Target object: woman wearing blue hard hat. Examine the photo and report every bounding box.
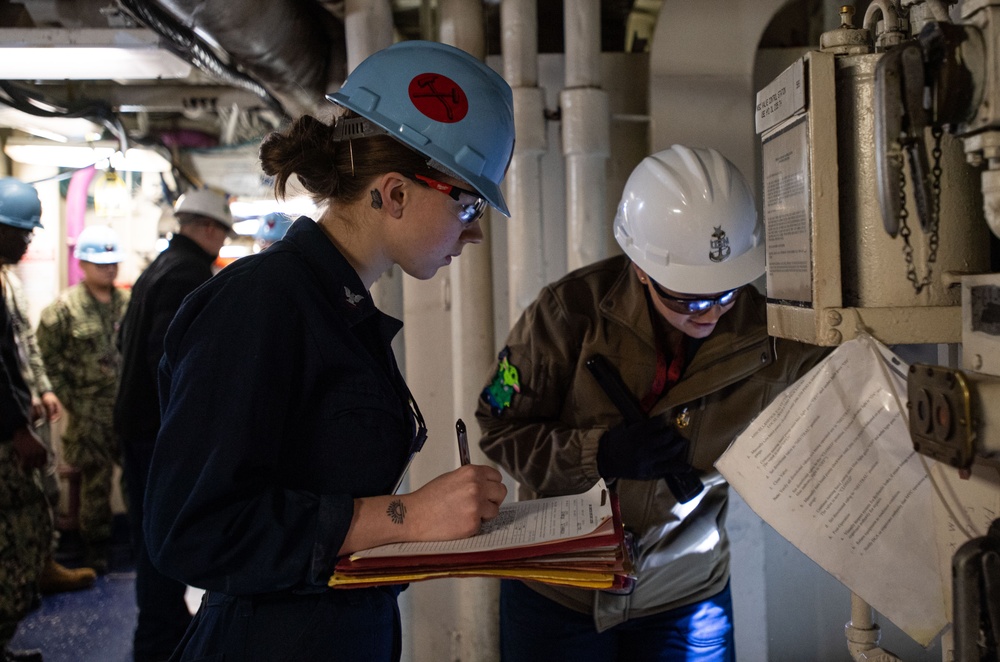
[144,41,513,661]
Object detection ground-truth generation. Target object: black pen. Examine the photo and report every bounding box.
[456,418,471,466]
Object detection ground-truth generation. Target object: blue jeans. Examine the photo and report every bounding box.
[499,580,735,662]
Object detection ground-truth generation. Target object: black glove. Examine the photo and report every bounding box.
[596,415,690,480]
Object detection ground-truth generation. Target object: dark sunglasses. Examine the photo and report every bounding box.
[650,279,741,314]
[403,172,488,224]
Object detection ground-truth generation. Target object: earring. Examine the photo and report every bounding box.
[370,189,383,209]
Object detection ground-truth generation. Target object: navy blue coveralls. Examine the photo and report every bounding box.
[115,232,216,659]
[145,218,417,661]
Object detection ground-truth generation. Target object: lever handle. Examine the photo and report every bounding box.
[874,46,906,238]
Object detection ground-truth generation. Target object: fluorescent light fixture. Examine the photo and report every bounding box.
[219,245,251,259]
[5,142,114,168]
[0,108,104,143]
[108,149,172,173]
[231,219,261,237]
[4,140,172,172]
[0,28,192,80]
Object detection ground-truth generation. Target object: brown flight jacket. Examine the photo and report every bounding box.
[476,254,829,631]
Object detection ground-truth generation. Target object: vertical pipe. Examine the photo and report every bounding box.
[562,0,610,271]
[344,0,403,370]
[439,0,484,57]
[844,592,885,660]
[341,6,407,659]
[502,0,548,321]
[66,166,96,287]
[344,0,393,72]
[564,0,600,88]
[439,4,500,661]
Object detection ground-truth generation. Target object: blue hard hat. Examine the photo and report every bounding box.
[327,40,514,216]
[255,213,293,244]
[74,225,124,264]
[0,177,43,230]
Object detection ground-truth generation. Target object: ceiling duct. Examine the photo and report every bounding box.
[135,0,348,120]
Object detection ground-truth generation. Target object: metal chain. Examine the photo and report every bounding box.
[896,126,943,294]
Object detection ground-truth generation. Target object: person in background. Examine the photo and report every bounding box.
[143,40,512,662]
[476,146,830,662]
[114,186,233,662]
[0,177,53,662]
[36,224,130,576]
[1,263,96,594]
[253,212,292,253]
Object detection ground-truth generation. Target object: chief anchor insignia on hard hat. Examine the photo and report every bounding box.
[709,226,731,263]
[613,145,763,293]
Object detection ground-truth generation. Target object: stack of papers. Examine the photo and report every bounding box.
[330,479,632,590]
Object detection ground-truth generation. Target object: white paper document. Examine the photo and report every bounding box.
[716,335,946,646]
[350,479,612,560]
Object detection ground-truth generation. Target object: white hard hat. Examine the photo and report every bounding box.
[174,187,233,230]
[74,225,124,264]
[614,145,763,294]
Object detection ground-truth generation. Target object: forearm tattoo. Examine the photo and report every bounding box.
[387,499,406,525]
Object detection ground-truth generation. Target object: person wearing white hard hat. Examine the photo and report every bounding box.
[113,186,232,661]
[142,41,513,661]
[476,146,830,662]
[173,187,235,256]
[37,224,130,577]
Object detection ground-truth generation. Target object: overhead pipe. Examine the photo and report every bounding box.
[503,0,548,320]
[344,0,394,72]
[147,0,347,118]
[562,0,610,271]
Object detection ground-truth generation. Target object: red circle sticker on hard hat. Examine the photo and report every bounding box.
[408,73,468,123]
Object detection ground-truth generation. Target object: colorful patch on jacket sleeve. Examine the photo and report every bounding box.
[481,347,521,416]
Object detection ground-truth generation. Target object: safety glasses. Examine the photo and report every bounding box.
[650,280,741,315]
[403,173,488,224]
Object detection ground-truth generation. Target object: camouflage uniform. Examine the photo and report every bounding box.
[1,284,51,650]
[36,283,129,562]
[0,444,50,647]
[1,266,60,513]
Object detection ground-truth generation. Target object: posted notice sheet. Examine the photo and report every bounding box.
[716,334,946,646]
